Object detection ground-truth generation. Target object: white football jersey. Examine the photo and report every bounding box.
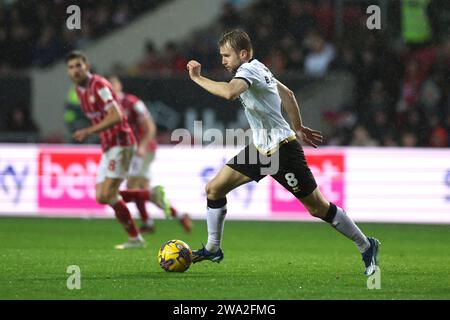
[234,59,295,153]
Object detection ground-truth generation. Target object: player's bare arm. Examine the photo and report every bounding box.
[136,112,156,157]
[187,60,248,101]
[276,80,323,148]
[72,102,123,142]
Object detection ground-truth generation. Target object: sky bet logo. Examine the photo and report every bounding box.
[0,161,29,204]
[38,149,103,211]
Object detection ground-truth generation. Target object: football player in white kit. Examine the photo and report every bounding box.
[186,30,380,276]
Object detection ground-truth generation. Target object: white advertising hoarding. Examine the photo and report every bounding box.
[0,144,448,224]
[149,146,270,220]
[345,148,450,223]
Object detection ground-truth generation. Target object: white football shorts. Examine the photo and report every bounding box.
[96,146,135,184]
[128,151,155,180]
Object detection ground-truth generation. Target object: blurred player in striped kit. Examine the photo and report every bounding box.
[109,76,192,234]
[66,51,147,249]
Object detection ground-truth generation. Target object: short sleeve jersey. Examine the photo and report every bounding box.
[119,93,157,152]
[234,59,295,153]
[75,74,136,151]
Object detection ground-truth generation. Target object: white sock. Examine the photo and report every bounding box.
[205,200,227,253]
[130,234,144,242]
[328,204,370,253]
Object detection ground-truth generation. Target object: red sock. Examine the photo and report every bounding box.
[120,189,150,203]
[170,206,177,218]
[136,199,150,223]
[112,200,139,238]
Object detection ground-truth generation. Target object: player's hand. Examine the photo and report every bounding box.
[136,144,146,157]
[187,60,202,80]
[296,126,323,148]
[72,128,91,142]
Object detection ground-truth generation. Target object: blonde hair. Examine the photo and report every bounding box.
[218,29,253,58]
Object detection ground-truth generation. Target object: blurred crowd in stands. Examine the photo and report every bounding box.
[132,0,449,148]
[0,0,163,72]
[0,0,448,147]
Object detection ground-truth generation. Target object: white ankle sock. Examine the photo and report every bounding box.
[205,203,227,253]
[330,206,370,253]
[130,234,144,242]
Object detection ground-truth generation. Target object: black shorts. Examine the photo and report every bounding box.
[227,140,317,199]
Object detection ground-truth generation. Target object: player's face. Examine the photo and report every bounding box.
[220,43,244,73]
[66,58,89,85]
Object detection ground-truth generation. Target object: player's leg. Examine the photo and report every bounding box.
[299,188,380,276]
[133,174,192,233]
[136,155,194,233]
[126,176,149,189]
[192,164,253,263]
[129,177,192,233]
[272,140,379,275]
[121,152,171,218]
[96,177,144,249]
[126,153,153,228]
[300,187,371,251]
[120,179,172,221]
[205,164,252,246]
[97,146,144,249]
[119,185,171,218]
[126,174,154,233]
[193,144,267,263]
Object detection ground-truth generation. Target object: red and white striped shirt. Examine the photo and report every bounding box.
[119,92,157,153]
[75,74,136,151]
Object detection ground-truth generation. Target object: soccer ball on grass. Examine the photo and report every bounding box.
[158,239,192,272]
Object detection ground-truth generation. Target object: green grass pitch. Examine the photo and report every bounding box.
[0,217,449,299]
